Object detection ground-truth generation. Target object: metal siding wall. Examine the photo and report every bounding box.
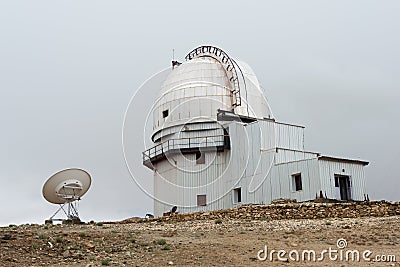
[247,150,275,204]
[153,121,223,142]
[178,128,224,139]
[275,149,318,164]
[273,159,321,202]
[224,122,247,208]
[254,158,320,204]
[168,142,233,215]
[153,160,178,216]
[318,160,366,201]
[245,123,261,178]
[275,123,304,151]
[153,119,367,217]
[257,120,276,150]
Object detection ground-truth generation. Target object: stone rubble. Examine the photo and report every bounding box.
[120,200,400,224]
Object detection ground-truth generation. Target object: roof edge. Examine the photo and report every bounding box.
[318,156,369,166]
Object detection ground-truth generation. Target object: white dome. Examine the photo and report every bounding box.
[152,57,232,138]
[152,53,273,140]
[234,61,272,119]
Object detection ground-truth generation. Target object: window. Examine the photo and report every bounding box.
[195,151,205,164]
[162,109,169,118]
[197,194,206,206]
[292,173,302,191]
[233,188,242,204]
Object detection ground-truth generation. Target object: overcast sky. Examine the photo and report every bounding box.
[1,0,399,226]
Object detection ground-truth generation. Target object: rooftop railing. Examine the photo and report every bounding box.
[142,134,229,164]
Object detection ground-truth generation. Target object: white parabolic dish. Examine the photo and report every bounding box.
[42,168,91,204]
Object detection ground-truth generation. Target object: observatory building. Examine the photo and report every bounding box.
[143,45,369,217]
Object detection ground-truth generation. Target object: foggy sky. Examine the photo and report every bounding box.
[1,0,399,225]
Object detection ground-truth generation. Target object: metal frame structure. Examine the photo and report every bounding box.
[46,185,82,223]
[48,201,80,222]
[143,134,230,169]
[185,45,244,107]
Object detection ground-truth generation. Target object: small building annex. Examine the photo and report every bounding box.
[142,45,369,217]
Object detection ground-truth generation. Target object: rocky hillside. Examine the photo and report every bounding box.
[1,201,400,266]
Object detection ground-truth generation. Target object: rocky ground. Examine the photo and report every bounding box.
[1,215,400,266]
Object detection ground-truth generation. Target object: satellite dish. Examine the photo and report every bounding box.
[42,168,91,224]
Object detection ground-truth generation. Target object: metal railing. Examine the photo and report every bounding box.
[142,134,229,162]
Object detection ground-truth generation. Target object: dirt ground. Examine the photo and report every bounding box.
[1,216,400,266]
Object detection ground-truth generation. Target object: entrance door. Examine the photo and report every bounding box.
[335,175,351,200]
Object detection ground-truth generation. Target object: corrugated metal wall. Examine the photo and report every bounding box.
[275,148,318,164]
[318,159,366,201]
[152,120,367,216]
[153,159,178,216]
[266,158,321,202]
[275,122,304,151]
[153,121,222,142]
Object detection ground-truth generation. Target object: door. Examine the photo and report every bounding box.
[335,175,351,200]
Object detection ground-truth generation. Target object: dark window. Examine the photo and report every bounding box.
[162,110,169,118]
[197,194,206,206]
[233,188,241,203]
[292,173,302,191]
[195,151,205,164]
